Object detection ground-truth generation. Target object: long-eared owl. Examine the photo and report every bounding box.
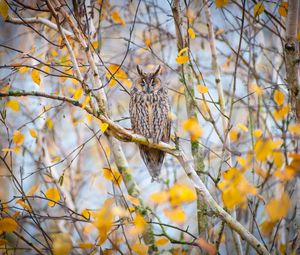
[129,65,171,181]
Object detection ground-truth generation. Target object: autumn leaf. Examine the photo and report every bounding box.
[79,242,94,249]
[131,243,148,255]
[195,238,217,255]
[129,213,147,235]
[45,187,60,207]
[6,100,20,112]
[273,89,284,106]
[81,208,90,219]
[125,194,140,206]
[29,128,37,138]
[229,128,239,142]
[254,2,265,17]
[16,199,31,211]
[46,117,53,129]
[155,237,169,246]
[237,123,248,132]
[197,85,208,94]
[188,27,195,39]
[260,220,276,236]
[278,2,288,17]
[169,183,197,206]
[164,207,186,224]
[13,130,24,146]
[103,167,122,185]
[215,0,229,8]
[100,123,109,133]
[265,192,290,222]
[19,66,30,73]
[93,199,114,245]
[176,55,189,65]
[273,105,290,120]
[176,47,189,65]
[105,64,130,88]
[111,10,125,26]
[81,96,91,109]
[31,69,41,86]
[150,191,169,204]
[182,117,203,141]
[51,156,61,163]
[52,233,72,255]
[73,87,83,100]
[288,123,300,136]
[0,218,18,233]
[0,0,9,20]
[253,129,262,138]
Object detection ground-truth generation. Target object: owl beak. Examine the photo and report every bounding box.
[147,85,151,93]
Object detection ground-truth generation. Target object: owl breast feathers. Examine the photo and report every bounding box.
[129,65,171,181]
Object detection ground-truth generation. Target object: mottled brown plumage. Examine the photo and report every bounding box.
[129,65,171,181]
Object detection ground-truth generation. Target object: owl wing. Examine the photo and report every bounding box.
[152,90,171,144]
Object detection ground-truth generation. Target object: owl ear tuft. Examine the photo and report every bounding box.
[153,65,161,76]
[136,65,144,76]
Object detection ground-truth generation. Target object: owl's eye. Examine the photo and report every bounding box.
[141,81,146,87]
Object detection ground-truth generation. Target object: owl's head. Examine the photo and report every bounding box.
[133,65,162,94]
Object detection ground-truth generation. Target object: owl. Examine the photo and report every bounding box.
[129,65,171,181]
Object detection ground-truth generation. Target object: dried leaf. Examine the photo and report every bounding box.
[274,89,284,106]
[164,207,186,223]
[254,2,265,17]
[265,192,290,222]
[0,0,9,20]
[29,128,37,138]
[187,27,195,39]
[13,130,24,146]
[52,233,72,255]
[6,100,20,112]
[197,85,208,94]
[45,187,60,207]
[215,0,229,8]
[278,2,288,17]
[111,10,125,26]
[0,218,18,232]
[31,69,41,86]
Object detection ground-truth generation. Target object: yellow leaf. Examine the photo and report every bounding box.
[93,199,114,245]
[81,96,91,109]
[288,123,300,136]
[131,243,148,255]
[0,218,18,232]
[79,242,94,249]
[182,117,203,141]
[16,199,31,211]
[197,85,208,94]
[164,207,186,224]
[29,128,37,138]
[125,194,140,206]
[218,168,257,209]
[274,89,284,106]
[229,128,239,142]
[46,117,53,129]
[91,40,99,49]
[73,87,83,100]
[176,55,189,65]
[51,156,61,163]
[111,10,125,26]
[254,2,265,17]
[278,2,288,17]
[0,83,10,93]
[265,192,290,222]
[52,233,72,255]
[215,0,229,8]
[106,64,128,88]
[100,123,109,133]
[31,69,41,86]
[129,213,147,236]
[178,47,189,56]
[260,220,276,236]
[103,167,122,185]
[50,48,58,57]
[0,0,9,20]
[150,191,169,204]
[254,139,282,162]
[273,151,284,168]
[13,130,24,146]
[249,83,263,96]
[45,187,60,207]
[253,129,262,138]
[237,123,248,132]
[169,183,197,207]
[19,66,30,73]
[81,208,90,219]
[6,100,20,112]
[155,237,169,246]
[273,105,290,120]
[188,27,195,39]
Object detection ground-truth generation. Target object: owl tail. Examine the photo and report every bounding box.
[139,145,165,181]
